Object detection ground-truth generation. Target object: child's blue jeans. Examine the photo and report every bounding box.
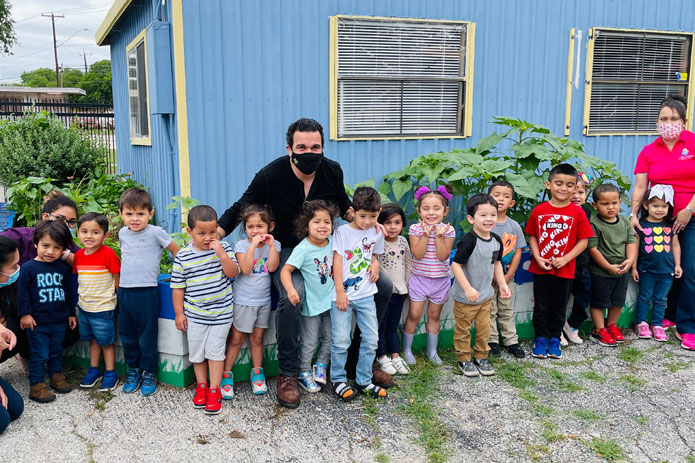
[376,294,405,357]
[26,322,66,386]
[635,271,673,326]
[330,296,378,386]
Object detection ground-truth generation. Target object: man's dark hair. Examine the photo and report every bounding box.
[488,179,515,196]
[78,212,109,233]
[286,118,324,148]
[352,186,381,213]
[187,205,218,229]
[592,183,620,202]
[378,203,406,226]
[548,163,578,180]
[467,193,498,217]
[119,187,153,212]
[33,220,73,250]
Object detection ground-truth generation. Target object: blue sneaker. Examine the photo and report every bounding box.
[122,368,142,393]
[547,337,562,359]
[80,367,102,388]
[312,362,327,385]
[99,370,118,392]
[140,371,157,396]
[532,337,548,359]
[250,367,268,395]
[298,371,320,393]
[220,371,234,400]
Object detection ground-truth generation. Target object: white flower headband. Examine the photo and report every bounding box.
[648,184,674,205]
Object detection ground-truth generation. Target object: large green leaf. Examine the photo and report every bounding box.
[392,179,413,201]
[511,142,548,160]
[475,132,503,155]
[480,159,513,175]
[505,173,537,199]
[377,181,392,197]
[447,166,479,182]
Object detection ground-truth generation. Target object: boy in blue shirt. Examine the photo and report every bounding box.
[118,188,179,396]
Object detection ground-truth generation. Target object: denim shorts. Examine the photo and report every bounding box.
[78,308,116,346]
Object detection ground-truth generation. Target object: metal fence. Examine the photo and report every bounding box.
[0,100,116,173]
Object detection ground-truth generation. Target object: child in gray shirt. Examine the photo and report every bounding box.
[451,194,510,378]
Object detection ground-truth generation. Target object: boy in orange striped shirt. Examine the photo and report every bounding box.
[73,213,121,391]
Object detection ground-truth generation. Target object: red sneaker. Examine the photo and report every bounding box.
[590,328,616,347]
[193,383,208,408]
[606,323,624,343]
[205,388,222,415]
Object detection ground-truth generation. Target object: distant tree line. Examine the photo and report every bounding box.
[16,60,113,104]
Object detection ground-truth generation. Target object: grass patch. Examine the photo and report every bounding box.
[619,374,645,391]
[398,353,451,463]
[580,371,607,383]
[685,455,695,463]
[494,360,534,390]
[525,443,549,462]
[572,409,601,421]
[519,391,554,416]
[662,351,675,358]
[618,346,645,366]
[588,437,626,461]
[634,416,647,426]
[665,361,690,373]
[91,390,114,411]
[541,421,566,442]
[361,395,388,461]
[542,367,585,392]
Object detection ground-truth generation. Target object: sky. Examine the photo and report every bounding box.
[0,0,113,84]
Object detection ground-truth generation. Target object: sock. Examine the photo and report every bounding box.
[426,331,442,365]
[402,331,416,364]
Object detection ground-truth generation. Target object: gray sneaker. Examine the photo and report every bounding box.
[474,358,496,376]
[458,361,479,377]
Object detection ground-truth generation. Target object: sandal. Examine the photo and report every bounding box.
[333,382,356,402]
[355,383,387,399]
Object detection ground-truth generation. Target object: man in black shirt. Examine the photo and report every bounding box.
[218,118,393,408]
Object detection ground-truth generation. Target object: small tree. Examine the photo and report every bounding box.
[0,0,17,55]
[0,111,105,187]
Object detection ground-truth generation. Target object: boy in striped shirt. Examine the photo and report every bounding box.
[73,213,121,391]
[171,206,239,415]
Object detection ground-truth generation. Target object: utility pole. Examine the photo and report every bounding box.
[78,49,92,73]
[42,13,64,87]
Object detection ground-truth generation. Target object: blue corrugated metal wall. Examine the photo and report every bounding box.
[110,0,695,226]
[108,0,179,231]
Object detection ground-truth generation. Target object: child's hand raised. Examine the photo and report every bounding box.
[435,223,450,237]
[175,313,188,331]
[249,235,265,247]
[420,221,433,236]
[260,234,275,247]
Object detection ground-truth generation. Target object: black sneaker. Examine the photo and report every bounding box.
[473,358,496,376]
[488,342,501,357]
[458,361,480,377]
[504,343,526,359]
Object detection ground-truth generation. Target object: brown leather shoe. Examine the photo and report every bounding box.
[371,365,395,388]
[29,383,56,403]
[50,373,73,393]
[276,373,300,408]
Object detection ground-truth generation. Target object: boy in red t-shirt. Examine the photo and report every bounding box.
[525,164,593,360]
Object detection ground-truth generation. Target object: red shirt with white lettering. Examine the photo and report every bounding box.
[634,130,695,216]
[525,201,594,279]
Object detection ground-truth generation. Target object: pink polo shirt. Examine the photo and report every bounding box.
[634,130,695,216]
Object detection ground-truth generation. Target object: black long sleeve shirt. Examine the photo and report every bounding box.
[218,156,351,248]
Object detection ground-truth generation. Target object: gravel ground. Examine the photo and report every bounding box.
[1,330,694,462]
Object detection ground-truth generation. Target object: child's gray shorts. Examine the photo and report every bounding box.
[187,320,232,363]
[232,303,271,333]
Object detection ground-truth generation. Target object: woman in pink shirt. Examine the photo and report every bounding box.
[630,95,695,350]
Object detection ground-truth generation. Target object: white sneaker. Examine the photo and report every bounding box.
[391,356,411,375]
[376,356,397,375]
[560,333,569,347]
[563,321,584,344]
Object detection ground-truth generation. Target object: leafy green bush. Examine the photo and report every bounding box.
[0,111,105,186]
[6,169,143,227]
[378,117,632,234]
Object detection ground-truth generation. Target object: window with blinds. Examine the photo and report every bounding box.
[586,29,692,135]
[127,35,150,142]
[335,16,469,138]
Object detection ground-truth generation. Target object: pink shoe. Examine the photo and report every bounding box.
[635,322,652,339]
[663,318,676,329]
[681,333,695,351]
[652,326,668,342]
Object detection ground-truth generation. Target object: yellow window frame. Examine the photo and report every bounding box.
[583,26,695,136]
[126,28,152,146]
[329,15,475,141]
